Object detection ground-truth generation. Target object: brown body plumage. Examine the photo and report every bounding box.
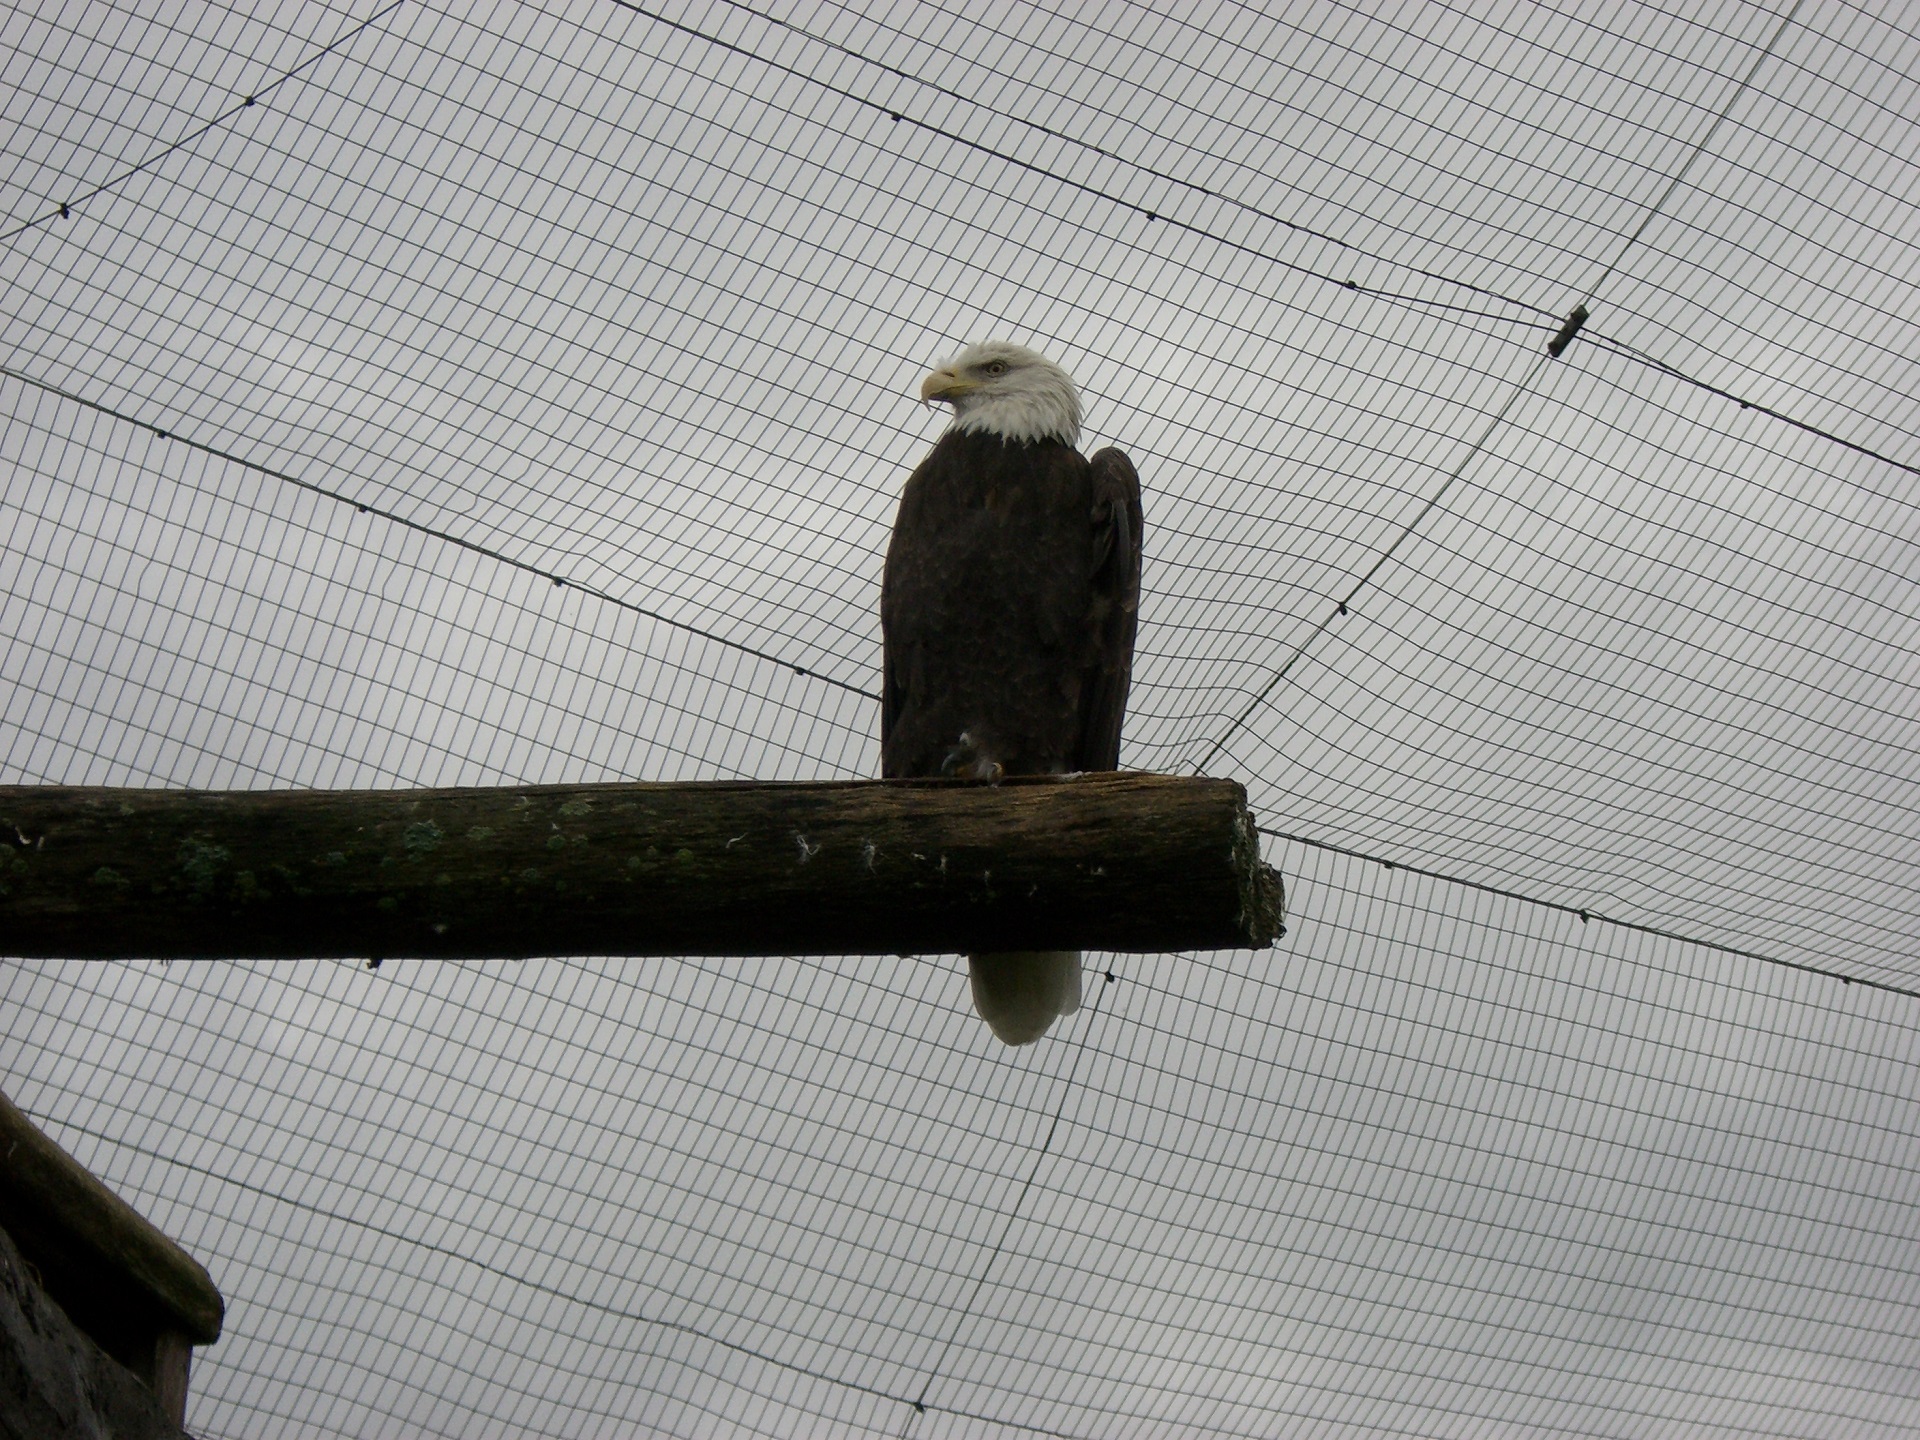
[881,430,1141,779]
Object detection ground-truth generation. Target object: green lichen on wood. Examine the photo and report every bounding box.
[401,821,442,858]
[175,838,230,900]
[269,863,312,897]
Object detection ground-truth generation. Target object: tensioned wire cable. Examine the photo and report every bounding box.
[1189,0,1815,772]
[902,975,1116,1437]
[0,363,878,701]
[1260,826,1920,1004]
[0,0,409,245]
[610,0,1912,479]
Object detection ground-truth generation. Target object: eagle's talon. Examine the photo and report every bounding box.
[940,731,1004,781]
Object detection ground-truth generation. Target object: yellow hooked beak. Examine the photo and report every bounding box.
[919,366,977,404]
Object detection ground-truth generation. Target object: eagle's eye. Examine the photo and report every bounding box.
[982,360,1008,376]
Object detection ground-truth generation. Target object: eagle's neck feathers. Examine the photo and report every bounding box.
[922,341,1083,447]
[949,377,1080,447]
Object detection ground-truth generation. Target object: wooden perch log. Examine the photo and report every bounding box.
[0,774,1284,959]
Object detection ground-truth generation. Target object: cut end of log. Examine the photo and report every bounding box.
[1228,788,1286,949]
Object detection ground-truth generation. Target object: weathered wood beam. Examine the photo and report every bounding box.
[0,775,1283,959]
[0,1086,223,1427]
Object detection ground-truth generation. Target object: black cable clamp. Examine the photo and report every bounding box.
[1547,303,1590,357]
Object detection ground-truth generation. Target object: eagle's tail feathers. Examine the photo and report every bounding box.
[967,950,1082,1046]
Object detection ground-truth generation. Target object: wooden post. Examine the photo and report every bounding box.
[0,1088,223,1427]
[0,774,1284,959]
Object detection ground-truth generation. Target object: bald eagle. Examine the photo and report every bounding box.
[882,341,1143,1045]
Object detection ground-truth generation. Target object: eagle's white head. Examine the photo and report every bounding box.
[919,341,1082,447]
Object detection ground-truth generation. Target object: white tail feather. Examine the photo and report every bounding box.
[967,951,1082,1046]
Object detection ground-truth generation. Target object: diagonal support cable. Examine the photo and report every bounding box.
[901,979,1114,1436]
[1192,0,1814,778]
[1192,351,1551,775]
[1,1,409,245]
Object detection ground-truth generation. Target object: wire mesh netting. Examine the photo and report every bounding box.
[3,1,1918,1435]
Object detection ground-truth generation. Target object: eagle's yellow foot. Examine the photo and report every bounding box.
[940,731,1004,781]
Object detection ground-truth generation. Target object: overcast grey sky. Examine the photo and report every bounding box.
[4,1,1919,1436]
